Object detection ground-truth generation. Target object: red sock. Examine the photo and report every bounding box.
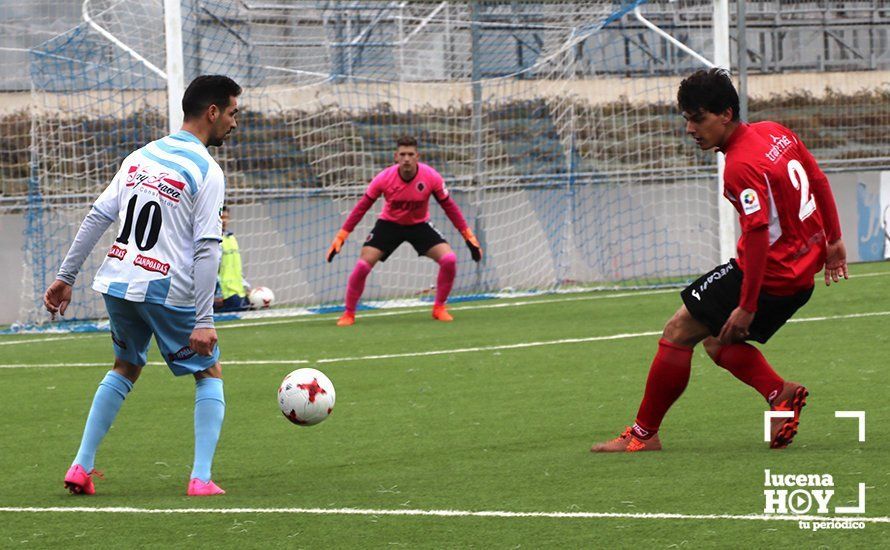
[344,259,372,314]
[634,338,694,434]
[434,252,457,306]
[714,343,784,402]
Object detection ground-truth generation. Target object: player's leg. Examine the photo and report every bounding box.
[410,223,453,321]
[591,305,711,453]
[705,337,806,448]
[215,294,247,313]
[188,363,226,496]
[426,242,456,321]
[339,246,385,326]
[142,302,225,494]
[65,295,150,495]
[339,220,398,326]
[704,337,784,402]
[592,261,742,453]
[704,286,814,448]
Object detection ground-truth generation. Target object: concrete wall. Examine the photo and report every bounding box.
[9,70,890,116]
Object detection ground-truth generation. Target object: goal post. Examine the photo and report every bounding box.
[18,0,726,328]
[164,0,185,133]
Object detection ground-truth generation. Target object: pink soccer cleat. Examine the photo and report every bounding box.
[64,464,101,495]
[187,478,226,496]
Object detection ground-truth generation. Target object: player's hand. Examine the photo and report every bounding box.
[44,279,73,320]
[461,228,483,262]
[718,306,755,345]
[189,327,218,357]
[326,229,350,263]
[824,239,848,286]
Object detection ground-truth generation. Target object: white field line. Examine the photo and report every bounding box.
[314,331,662,364]
[0,506,887,523]
[0,332,662,369]
[849,270,890,279]
[1,309,888,370]
[0,334,104,346]
[217,289,678,329]
[0,360,309,369]
[787,310,890,323]
[0,289,677,340]
[3,269,887,339]
[218,268,890,330]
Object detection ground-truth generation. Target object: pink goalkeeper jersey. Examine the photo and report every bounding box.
[341,162,469,233]
[369,163,449,225]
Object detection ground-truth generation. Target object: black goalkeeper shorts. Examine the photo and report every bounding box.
[362,219,447,262]
[680,259,813,344]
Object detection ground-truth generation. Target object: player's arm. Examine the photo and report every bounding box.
[719,225,769,344]
[190,169,225,355]
[795,135,847,285]
[719,167,770,344]
[44,168,123,319]
[432,180,482,262]
[327,179,382,262]
[193,237,222,354]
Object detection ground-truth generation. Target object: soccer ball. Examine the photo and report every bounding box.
[278,368,336,426]
[248,286,274,308]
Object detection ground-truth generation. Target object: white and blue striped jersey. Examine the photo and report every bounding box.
[90,130,225,307]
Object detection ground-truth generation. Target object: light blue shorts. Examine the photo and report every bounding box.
[103,294,220,376]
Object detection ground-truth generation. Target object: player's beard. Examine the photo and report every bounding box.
[208,132,225,147]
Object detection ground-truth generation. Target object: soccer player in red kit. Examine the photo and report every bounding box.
[326,136,482,326]
[591,69,848,452]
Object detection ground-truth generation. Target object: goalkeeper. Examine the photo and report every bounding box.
[326,136,482,326]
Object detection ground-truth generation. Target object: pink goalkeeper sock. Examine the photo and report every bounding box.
[434,252,457,306]
[345,259,372,313]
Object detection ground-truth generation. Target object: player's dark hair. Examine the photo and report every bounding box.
[221,205,229,212]
[677,68,740,121]
[396,136,418,148]
[182,75,242,120]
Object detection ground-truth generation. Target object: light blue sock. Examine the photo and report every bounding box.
[191,378,225,483]
[73,371,133,471]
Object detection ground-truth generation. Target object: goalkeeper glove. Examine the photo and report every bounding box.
[461,228,483,262]
[326,229,350,262]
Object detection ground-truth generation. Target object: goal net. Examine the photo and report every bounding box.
[21,0,720,326]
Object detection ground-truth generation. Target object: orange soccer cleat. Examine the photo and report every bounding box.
[336,311,355,326]
[769,381,808,449]
[432,305,453,322]
[590,427,662,453]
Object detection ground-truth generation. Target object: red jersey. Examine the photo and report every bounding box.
[722,122,840,296]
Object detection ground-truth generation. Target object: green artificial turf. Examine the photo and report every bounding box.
[1,263,887,548]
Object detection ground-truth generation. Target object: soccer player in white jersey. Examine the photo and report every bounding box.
[43,75,241,496]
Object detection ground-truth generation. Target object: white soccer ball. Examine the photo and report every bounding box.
[248,286,274,308]
[278,368,336,426]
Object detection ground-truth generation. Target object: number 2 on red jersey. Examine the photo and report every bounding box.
[786,159,816,221]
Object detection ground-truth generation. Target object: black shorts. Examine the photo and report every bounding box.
[680,259,813,344]
[363,219,447,262]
